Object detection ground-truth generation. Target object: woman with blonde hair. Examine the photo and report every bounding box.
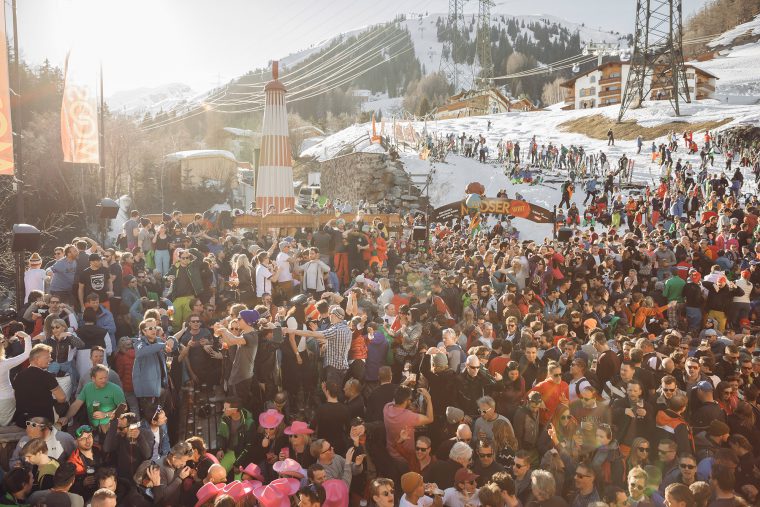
[626,437,651,471]
[234,253,256,306]
[377,278,394,308]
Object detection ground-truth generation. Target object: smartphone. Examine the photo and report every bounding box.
[281,447,290,459]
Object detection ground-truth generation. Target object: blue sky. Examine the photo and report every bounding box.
[17,0,710,93]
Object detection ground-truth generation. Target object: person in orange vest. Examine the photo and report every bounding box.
[528,361,569,426]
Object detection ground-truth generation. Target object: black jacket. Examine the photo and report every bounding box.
[365,383,398,422]
[103,421,153,481]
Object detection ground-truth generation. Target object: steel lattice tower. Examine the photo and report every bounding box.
[439,0,466,91]
[476,0,494,89]
[618,0,690,121]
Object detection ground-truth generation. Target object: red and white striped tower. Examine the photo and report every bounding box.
[255,61,295,212]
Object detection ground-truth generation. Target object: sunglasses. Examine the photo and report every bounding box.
[379,490,395,497]
[415,447,430,452]
[662,387,675,392]
[679,464,696,469]
[629,484,644,491]
[320,445,333,454]
[230,328,241,333]
[658,448,673,454]
[143,326,157,331]
[478,452,493,458]
[26,421,44,428]
[513,463,526,468]
[575,472,592,478]
[190,320,201,324]
[637,446,649,452]
[52,325,64,329]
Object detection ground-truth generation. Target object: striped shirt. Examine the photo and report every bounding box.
[322,321,352,370]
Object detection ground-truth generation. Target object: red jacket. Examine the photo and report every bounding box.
[115,348,136,393]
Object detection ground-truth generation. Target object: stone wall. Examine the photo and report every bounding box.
[319,152,426,210]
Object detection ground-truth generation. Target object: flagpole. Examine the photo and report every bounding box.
[98,63,106,245]
[11,0,24,222]
[99,63,105,198]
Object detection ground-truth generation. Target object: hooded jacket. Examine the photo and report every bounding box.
[656,409,695,455]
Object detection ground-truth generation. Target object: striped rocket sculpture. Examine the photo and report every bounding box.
[255,61,295,212]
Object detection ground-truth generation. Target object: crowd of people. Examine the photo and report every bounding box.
[0,124,760,507]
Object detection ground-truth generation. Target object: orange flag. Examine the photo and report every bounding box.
[61,51,99,164]
[0,5,14,176]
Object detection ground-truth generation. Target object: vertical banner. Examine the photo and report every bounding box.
[0,5,14,176]
[61,51,99,164]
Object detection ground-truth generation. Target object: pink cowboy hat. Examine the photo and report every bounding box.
[253,484,290,507]
[222,481,249,502]
[241,463,265,482]
[284,420,314,435]
[195,482,224,507]
[272,459,305,479]
[323,479,349,507]
[242,479,262,493]
[270,477,301,496]
[259,409,285,429]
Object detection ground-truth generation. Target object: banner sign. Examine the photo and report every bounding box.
[432,198,554,224]
[0,5,14,176]
[61,51,99,164]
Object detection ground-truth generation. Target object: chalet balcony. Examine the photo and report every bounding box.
[599,76,621,85]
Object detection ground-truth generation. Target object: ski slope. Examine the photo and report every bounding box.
[301,99,759,242]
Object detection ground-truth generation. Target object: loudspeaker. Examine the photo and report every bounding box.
[412,227,427,241]
[98,198,120,219]
[12,224,41,252]
[557,227,572,242]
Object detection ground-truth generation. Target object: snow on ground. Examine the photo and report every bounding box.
[301,99,759,242]
[692,42,760,99]
[361,94,404,116]
[708,14,760,48]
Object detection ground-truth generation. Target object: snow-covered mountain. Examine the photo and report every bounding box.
[400,12,628,90]
[111,12,629,117]
[107,83,199,116]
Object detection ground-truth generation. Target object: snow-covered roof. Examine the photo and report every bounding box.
[165,150,238,163]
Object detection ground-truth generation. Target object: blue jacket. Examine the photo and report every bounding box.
[132,335,167,398]
[78,305,117,342]
[141,420,170,458]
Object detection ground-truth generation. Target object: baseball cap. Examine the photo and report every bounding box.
[695,380,713,392]
[89,253,102,261]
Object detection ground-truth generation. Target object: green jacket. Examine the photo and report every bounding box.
[663,275,686,303]
[217,408,255,456]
